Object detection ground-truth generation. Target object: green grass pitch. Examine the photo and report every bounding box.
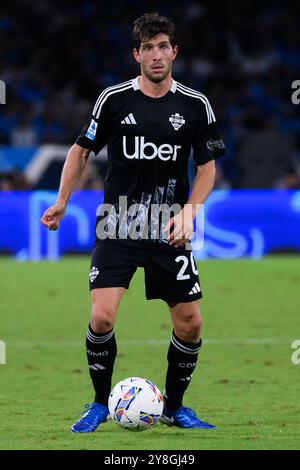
[0,255,299,450]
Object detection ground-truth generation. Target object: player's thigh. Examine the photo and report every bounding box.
[89,239,137,331]
[89,239,137,291]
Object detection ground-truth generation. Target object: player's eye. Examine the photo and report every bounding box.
[143,45,152,51]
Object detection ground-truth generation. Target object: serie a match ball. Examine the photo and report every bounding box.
[108,377,164,431]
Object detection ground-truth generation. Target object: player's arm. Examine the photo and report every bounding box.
[165,160,216,246]
[41,87,110,231]
[40,144,90,231]
[185,159,216,216]
[166,96,226,247]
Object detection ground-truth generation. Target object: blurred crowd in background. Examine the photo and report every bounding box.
[1,0,300,190]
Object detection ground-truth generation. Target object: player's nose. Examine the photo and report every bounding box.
[153,47,163,60]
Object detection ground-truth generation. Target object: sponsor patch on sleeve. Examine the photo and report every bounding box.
[206,139,225,151]
[85,119,98,141]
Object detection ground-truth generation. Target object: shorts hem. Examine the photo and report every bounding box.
[89,283,130,291]
[146,293,203,302]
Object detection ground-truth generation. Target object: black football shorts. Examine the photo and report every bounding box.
[89,238,202,303]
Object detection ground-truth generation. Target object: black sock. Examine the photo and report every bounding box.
[164,330,202,411]
[86,324,117,406]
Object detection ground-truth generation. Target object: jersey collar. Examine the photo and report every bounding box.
[132,76,177,93]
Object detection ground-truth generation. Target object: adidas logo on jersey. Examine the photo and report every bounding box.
[188,282,201,295]
[123,136,181,161]
[121,113,137,125]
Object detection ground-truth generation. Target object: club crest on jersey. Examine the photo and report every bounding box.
[169,113,185,131]
[85,119,98,141]
[89,266,99,282]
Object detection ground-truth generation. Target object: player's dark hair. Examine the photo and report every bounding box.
[133,12,175,50]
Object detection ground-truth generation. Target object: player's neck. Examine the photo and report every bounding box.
[138,75,172,98]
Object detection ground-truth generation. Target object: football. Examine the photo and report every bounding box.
[108,377,164,431]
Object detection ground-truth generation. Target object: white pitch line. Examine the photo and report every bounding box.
[9,338,278,348]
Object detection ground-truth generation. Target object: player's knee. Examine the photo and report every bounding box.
[193,314,202,335]
[176,313,202,342]
[90,304,115,333]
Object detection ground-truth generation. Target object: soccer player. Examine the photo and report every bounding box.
[41,12,225,432]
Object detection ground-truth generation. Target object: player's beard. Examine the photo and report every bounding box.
[142,63,172,84]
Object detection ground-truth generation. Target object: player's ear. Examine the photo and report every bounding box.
[133,48,140,63]
[172,45,179,60]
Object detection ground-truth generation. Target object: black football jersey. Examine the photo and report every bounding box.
[76,77,225,243]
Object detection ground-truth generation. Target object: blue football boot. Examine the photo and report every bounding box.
[71,402,109,433]
[160,405,216,429]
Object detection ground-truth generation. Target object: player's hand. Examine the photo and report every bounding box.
[163,208,194,247]
[40,202,66,231]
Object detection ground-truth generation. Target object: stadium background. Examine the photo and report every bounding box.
[0,0,299,451]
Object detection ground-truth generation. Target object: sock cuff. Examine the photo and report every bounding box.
[171,330,202,355]
[87,324,114,344]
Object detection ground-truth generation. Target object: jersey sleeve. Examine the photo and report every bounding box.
[192,99,226,165]
[76,92,110,155]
